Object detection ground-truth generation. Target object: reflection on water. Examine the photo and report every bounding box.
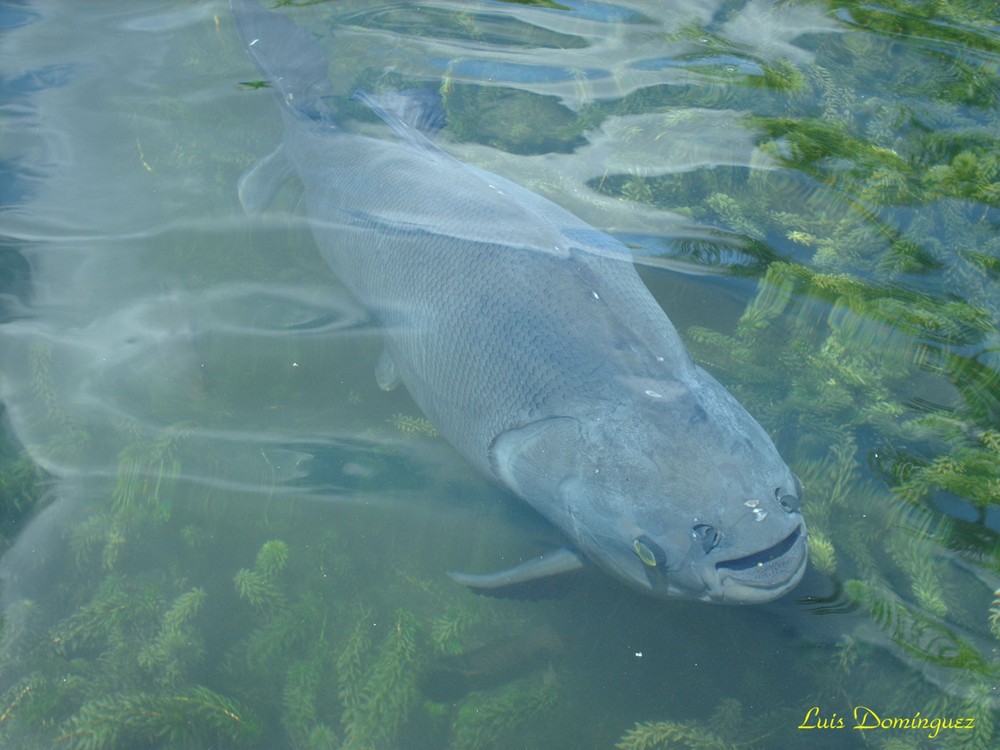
[0,1,997,748]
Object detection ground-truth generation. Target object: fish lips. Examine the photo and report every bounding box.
[706,522,808,603]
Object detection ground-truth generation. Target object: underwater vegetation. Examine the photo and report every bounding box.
[389,413,439,438]
[616,697,775,750]
[592,0,999,747]
[0,411,46,558]
[0,418,563,749]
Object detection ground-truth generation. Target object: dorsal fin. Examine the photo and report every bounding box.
[231,0,335,122]
[351,88,449,153]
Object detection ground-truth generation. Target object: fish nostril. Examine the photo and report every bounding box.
[777,493,800,513]
[693,524,721,554]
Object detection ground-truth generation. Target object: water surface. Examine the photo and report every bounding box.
[0,1,997,748]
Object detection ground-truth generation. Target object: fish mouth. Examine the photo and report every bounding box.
[714,526,807,600]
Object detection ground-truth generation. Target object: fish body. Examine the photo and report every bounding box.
[231,0,807,603]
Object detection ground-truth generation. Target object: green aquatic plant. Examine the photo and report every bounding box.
[441,83,587,155]
[111,429,184,514]
[451,680,559,750]
[693,267,998,735]
[1,558,259,749]
[227,590,327,694]
[56,686,262,750]
[25,342,90,461]
[136,587,207,687]
[846,578,993,677]
[758,61,807,94]
[666,21,1000,729]
[335,608,374,724]
[65,425,186,572]
[2,468,495,750]
[430,603,481,655]
[340,609,422,750]
[687,263,935,457]
[282,656,338,749]
[843,577,1000,737]
[616,720,732,750]
[49,574,159,658]
[990,591,1000,641]
[806,530,837,577]
[390,413,440,437]
[615,698,769,750]
[217,529,543,749]
[892,429,1000,509]
[0,434,46,555]
[28,341,60,423]
[924,149,1000,206]
[234,539,290,611]
[797,444,888,580]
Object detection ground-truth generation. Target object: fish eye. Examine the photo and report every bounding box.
[633,535,666,567]
[693,524,720,553]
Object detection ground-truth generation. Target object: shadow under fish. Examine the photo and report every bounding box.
[420,624,564,702]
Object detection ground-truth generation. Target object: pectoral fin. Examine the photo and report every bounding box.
[238,144,296,214]
[448,546,585,599]
[375,346,401,391]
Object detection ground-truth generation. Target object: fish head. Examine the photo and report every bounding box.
[490,368,807,604]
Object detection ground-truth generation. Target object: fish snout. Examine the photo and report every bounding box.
[710,506,808,603]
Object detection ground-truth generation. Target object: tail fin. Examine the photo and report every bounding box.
[230,0,334,122]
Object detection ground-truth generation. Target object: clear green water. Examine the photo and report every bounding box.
[0,1,997,748]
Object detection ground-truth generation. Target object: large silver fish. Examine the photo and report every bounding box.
[231,0,807,603]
